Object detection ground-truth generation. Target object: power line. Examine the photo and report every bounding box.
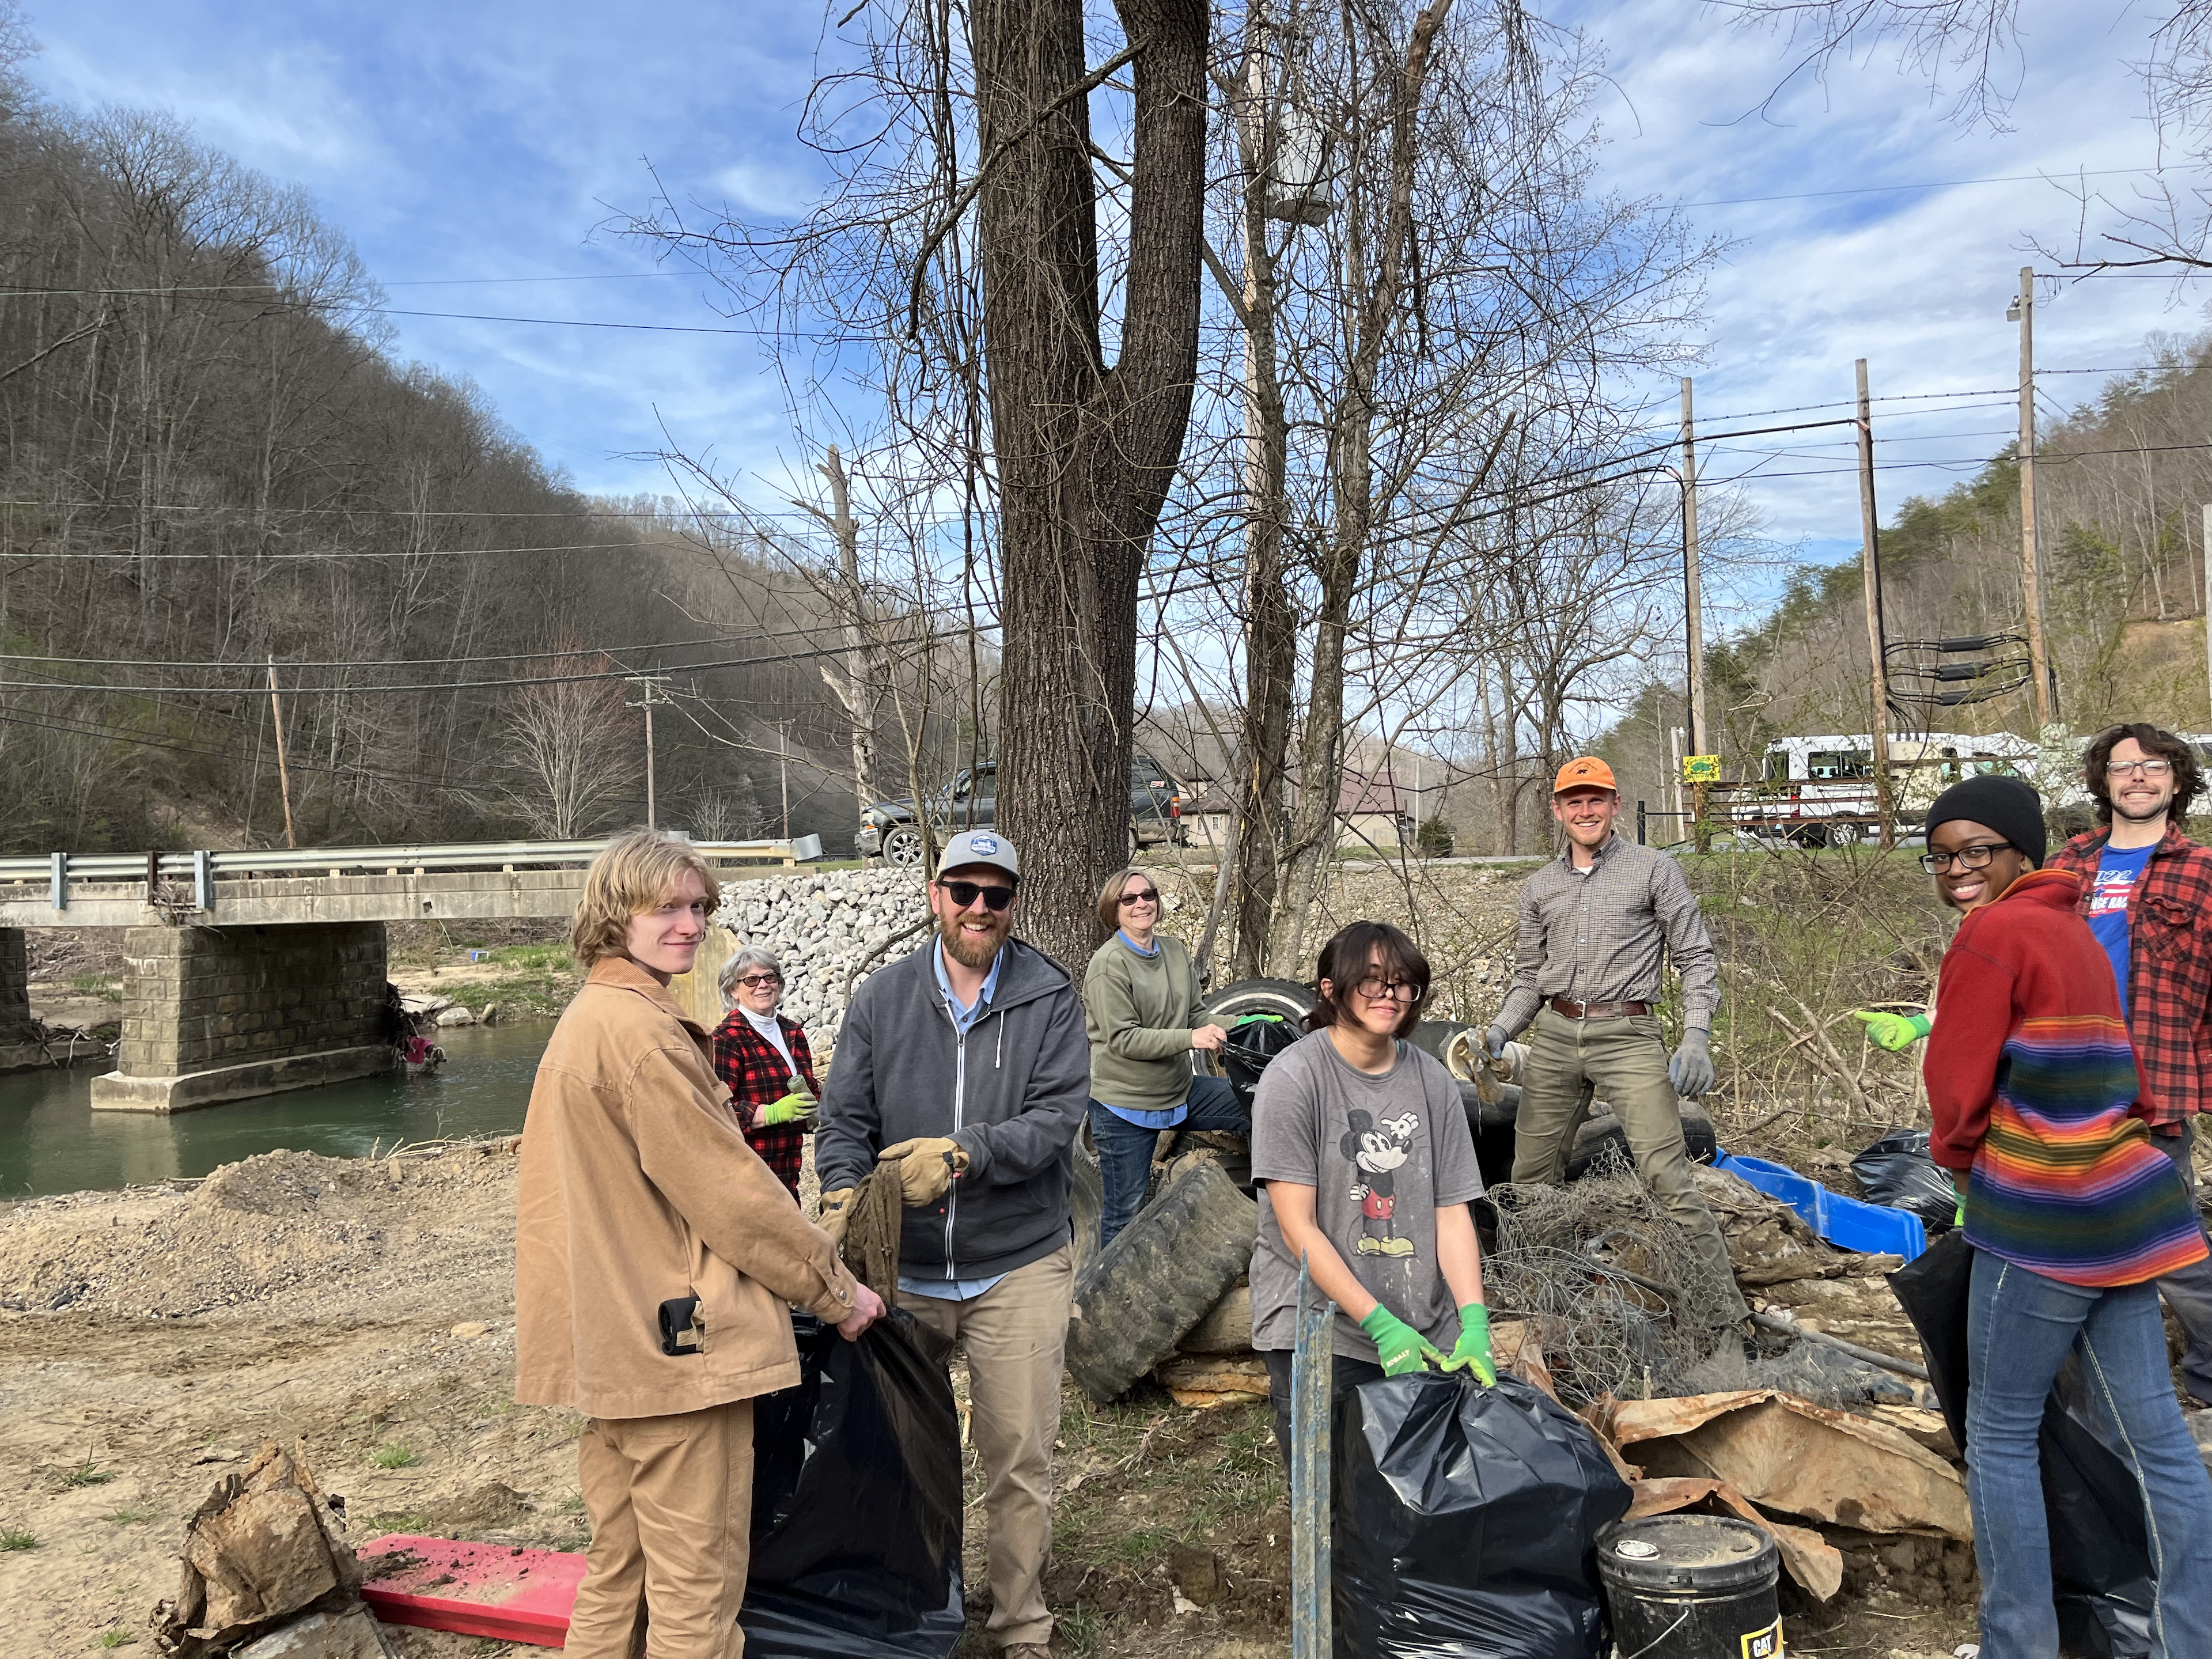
[0,626,793,672]
[0,618,1005,698]
[1679,166,2156,209]
[0,538,642,562]
[0,286,797,338]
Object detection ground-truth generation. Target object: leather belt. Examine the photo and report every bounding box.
[1550,996,1652,1020]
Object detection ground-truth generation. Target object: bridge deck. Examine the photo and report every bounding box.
[0,836,823,929]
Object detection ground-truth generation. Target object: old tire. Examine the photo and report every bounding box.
[1565,1100,1718,1182]
[1198,976,1316,1025]
[1069,1134,1105,1281]
[1065,1159,1257,1403]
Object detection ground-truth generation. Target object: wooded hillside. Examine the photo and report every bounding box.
[1589,334,2212,827]
[0,70,956,854]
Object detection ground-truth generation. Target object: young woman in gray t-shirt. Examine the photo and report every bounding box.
[1248,920,1494,1461]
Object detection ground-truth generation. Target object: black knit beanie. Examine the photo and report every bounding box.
[1924,774,2046,866]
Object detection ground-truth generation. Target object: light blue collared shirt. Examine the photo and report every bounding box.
[931,940,1003,1036]
[904,942,1009,1301]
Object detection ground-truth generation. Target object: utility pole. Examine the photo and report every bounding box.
[1681,377,1710,850]
[266,655,298,849]
[2202,503,2212,724]
[2012,267,2055,730]
[1855,360,1895,849]
[776,719,793,840]
[627,675,671,830]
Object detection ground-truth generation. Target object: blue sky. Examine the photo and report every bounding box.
[23,0,2200,616]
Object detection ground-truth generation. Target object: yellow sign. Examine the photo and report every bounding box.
[1681,754,1722,783]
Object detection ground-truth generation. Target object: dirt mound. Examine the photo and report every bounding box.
[0,1145,517,1320]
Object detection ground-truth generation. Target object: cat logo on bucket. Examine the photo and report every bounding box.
[1740,1619,1784,1658]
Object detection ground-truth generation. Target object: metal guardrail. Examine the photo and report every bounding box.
[0,834,826,913]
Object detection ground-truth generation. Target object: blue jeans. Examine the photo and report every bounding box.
[1966,1249,2212,1656]
[1090,1074,1246,1249]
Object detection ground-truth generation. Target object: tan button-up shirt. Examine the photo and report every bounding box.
[515,956,858,1420]
[1497,834,1720,1035]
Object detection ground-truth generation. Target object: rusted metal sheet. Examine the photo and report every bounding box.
[1596,1389,1969,1540]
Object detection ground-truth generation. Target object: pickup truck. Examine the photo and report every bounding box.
[857,754,1190,867]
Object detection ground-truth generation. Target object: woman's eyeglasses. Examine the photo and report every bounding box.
[736,973,782,990]
[1118,888,1160,907]
[1353,977,1424,1003]
[938,878,1016,912]
[1918,842,2011,874]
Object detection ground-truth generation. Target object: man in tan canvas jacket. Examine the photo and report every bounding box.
[516,828,884,1658]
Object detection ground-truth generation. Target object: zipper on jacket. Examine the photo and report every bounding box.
[945,1015,964,1277]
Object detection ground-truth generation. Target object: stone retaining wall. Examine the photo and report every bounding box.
[714,869,929,1047]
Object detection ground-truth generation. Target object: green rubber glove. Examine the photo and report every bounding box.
[1853,1010,1931,1052]
[759,1092,817,1127]
[1442,1304,1495,1384]
[1359,1306,1440,1377]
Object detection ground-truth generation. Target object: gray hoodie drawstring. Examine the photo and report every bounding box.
[995,1010,1005,1070]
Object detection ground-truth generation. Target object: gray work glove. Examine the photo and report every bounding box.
[1483,1023,1510,1060]
[1668,1028,1714,1099]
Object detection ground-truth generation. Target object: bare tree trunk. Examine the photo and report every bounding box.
[813,444,883,809]
[1230,8,1297,980]
[974,0,1210,968]
[1270,0,1453,975]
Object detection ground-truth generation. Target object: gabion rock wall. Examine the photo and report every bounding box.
[713,867,930,1046]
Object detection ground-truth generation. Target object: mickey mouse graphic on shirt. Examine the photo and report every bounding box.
[1342,1108,1420,1258]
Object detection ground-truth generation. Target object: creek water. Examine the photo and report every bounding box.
[0,1020,552,1200]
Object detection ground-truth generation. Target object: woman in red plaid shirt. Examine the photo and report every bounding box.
[709,945,819,1198]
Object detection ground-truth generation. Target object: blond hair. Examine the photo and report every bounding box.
[1094,865,1160,929]
[571,828,721,966]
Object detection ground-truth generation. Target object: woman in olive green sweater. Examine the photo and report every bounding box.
[1085,867,1249,1246]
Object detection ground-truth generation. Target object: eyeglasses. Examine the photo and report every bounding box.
[736,973,782,990]
[1918,842,2012,874]
[2107,758,2175,779]
[1118,888,1160,907]
[938,878,1015,912]
[1352,976,1425,1003]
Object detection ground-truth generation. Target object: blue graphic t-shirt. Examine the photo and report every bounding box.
[2087,842,2156,1014]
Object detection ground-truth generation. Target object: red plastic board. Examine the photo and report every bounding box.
[358,1532,587,1646]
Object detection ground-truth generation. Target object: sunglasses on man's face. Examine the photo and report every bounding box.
[938,878,1015,912]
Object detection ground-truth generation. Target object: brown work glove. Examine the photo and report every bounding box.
[817,1187,859,1248]
[877,1136,968,1206]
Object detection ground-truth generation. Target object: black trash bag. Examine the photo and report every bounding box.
[1851,1128,1959,1229]
[1888,1232,2156,1658]
[1334,1371,1632,1659]
[1221,1013,1301,1112]
[741,1309,965,1659]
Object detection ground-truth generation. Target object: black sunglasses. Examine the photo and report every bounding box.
[1118,888,1160,907]
[938,878,1015,912]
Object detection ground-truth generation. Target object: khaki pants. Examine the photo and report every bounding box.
[1512,1006,1749,1321]
[897,1243,1073,1651]
[568,1399,755,1659]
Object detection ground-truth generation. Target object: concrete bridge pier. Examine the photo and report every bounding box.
[89,922,394,1113]
[0,929,47,1070]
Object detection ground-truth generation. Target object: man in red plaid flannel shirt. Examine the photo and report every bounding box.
[2050,722,2212,1402]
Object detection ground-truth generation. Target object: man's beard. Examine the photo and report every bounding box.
[2114,789,2172,823]
[940,911,1009,970]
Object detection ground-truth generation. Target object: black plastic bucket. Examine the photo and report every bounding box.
[1596,1515,1782,1659]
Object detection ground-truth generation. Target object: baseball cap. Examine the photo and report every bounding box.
[1552,756,1618,796]
[935,828,1020,882]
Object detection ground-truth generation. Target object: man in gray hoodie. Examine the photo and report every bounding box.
[816,829,1088,1659]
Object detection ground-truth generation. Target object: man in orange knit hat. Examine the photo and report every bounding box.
[1486,756,1749,1323]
